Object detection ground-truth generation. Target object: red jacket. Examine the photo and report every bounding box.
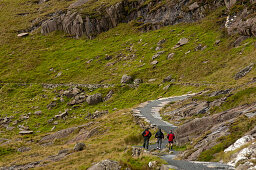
[167,133,175,141]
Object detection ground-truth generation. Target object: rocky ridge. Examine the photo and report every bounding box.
[40,0,224,38]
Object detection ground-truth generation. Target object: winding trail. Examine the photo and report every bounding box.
[133,94,234,170]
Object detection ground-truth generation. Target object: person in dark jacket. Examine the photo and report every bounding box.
[155,128,164,149]
[167,130,175,150]
[142,128,152,149]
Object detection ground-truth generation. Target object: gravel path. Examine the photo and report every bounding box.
[133,94,234,170]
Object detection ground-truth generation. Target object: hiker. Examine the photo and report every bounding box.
[142,128,152,149]
[155,128,164,149]
[167,130,175,150]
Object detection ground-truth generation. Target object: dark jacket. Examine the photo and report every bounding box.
[155,130,164,139]
[142,129,152,138]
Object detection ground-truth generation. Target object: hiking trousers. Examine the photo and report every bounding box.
[157,138,162,149]
[143,137,149,149]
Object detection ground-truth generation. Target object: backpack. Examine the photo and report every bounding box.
[155,131,163,138]
[144,130,149,137]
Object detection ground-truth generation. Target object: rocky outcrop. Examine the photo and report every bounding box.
[225,1,256,37]
[234,63,254,80]
[175,103,256,160]
[41,0,224,38]
[39,127,78,144]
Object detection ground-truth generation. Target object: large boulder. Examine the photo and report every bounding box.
[88,159,121,170]
[86,93,103,105]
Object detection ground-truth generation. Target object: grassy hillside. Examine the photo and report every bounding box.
[0,0,256,169]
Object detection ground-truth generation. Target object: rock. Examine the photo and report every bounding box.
[39,127,78,144]
[195,44,206,51]
[19,131,33,135]
[104,90,114,101]
[152,54,160,60]
[167,53,174,59]
[209,89,231,97]
[224,135,255,152]
[58,149,70,155]
[47,101,57,109]
[151,60,158,65]
[132,147,142,157]
[148,161,157,168]
[53,121,58,125]
[134,79,143,84]
[55,109,68,119]
[17,33,29,37]
[68,95,86,106]
[51,126,56,131]
[215,39,221,45]
[12,120,19,125]
[234,63,254,80]
[121,74,133,84]
[173,38,188,49]
[1,161,40,170]
[163,84,171,90]
[227,142,256,166]
[40,0,221,39]
[34,110,42,115]
[188,2,199,11]
[163,75,173,83]
[178,38,189,46]
[6,126,15,131]
[85,111,108,119]
[236,162,255,170]
[68,127,100,143]
[157,39,166,46]
[224,0,237,9]
[88,159,121,170]
[155,46,162,51]
[18,125,30,130]
[63,87,81,98]
[148,79,156,82]
[73,143,85,152]
[86,93,103,105]
[68,0,89,9]
[231,36,249,47]
[17,146,31,152]
[56,72,62,77]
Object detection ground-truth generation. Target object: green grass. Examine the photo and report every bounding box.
[0,147,16,158]
[1,0,256,168]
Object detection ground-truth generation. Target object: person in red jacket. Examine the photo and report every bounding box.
[167,130,175,150]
